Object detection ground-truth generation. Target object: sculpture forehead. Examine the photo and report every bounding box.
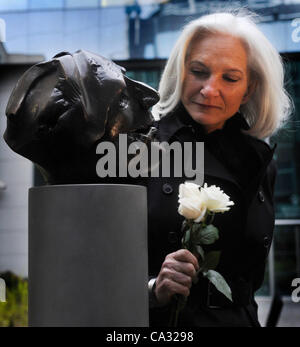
[80,50,126,81]
[65,50,126,91]
[6,50,127,117]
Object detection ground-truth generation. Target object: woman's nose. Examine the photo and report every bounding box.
[200,77,220,98]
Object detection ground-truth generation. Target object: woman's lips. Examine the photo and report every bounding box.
[193,102,221,109]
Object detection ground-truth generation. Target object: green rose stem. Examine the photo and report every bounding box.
[169,212,217,327]
[168,219,194,327]
[172,182,234,326]
[168,219,197,327]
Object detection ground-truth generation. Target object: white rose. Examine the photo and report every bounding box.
[200,183,234,213]
[178,182,207,222]
[179,182,202,199]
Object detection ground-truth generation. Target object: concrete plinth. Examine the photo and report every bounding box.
[28,184,148,327]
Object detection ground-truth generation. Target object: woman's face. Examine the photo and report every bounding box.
[181,33,251,133]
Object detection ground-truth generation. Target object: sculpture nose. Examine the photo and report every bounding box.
[125,76,159,110]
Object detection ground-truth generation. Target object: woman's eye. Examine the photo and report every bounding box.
[191,70,209,78]
[224,76,239,82]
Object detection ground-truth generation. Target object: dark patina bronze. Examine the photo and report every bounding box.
[4,50,159,184]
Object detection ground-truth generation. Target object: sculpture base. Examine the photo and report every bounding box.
[29,184,148,327]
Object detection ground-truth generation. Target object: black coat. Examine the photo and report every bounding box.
[146,107,277,327]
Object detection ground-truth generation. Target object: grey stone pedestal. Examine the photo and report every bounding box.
[28,184,148,327]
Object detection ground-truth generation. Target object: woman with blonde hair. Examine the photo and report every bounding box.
[147,10,292,327]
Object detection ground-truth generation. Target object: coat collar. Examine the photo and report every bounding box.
[156,103,251,142]
[155,106,276,201]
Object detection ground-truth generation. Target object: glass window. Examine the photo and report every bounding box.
[125,69,161,89]
[27,11,64,59]
[256,224,300,297]
[256,258,270,296]
[0,0,28,12]
[1,1,300,61]
[1,13,29,54]
[271,58,300,219]
[100,0,134,6]
[28,0,63,10]
[100,0,164,7]
[273,225,299,296]
[65,0,98,8]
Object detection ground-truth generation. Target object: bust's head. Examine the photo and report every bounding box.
[4,50,159,184]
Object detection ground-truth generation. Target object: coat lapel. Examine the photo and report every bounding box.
[156,111,277,205]
[204,134,276,206]
[204,148,242,189]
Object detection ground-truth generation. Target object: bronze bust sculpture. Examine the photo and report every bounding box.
[4,50,159,184]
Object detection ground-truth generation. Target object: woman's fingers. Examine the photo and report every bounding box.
[163,256,197,278]
[156,277,191,298]
[154,249,199,306]
[159,265,193,288]
[172,249,199,272]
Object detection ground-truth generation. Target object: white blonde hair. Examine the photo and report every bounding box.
[152,10,293,139]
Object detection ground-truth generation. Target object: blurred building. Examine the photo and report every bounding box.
[0,0,299,326]
[0,41,44,276]
[0,42,44,63]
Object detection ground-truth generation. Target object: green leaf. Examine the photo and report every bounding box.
[184,229,191,243]
[203,270,232,302]
[195,245,205,260]
[200,251,221,272]
[182,229,191,248]
[197,224,219,245]
[190,223,201,244]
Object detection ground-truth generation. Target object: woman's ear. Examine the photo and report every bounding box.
[241,79,257,104]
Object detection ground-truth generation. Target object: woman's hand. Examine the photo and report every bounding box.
[154,249,199,306]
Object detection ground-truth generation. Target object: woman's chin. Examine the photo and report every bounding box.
[189,114,225,133]
[190,112,217,125]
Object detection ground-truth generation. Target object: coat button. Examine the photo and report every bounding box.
[263,236,270,248]
[168,232,178,244]
[162,183,173,195]
[258,190,265,203]
[187,125,195,134]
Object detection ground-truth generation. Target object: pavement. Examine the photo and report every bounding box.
[256,296,300,327]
